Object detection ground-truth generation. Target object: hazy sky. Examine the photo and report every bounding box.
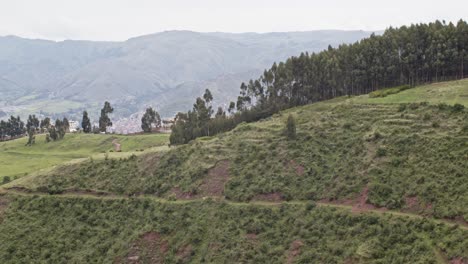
[0,0,466,41]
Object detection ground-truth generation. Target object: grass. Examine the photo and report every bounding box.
[350,79,468,106]
[0,133,169,181]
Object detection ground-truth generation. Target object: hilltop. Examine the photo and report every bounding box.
[0,79,466,263]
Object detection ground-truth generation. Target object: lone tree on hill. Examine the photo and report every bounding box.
[286,114,296,140]
[141,107,161,133]
[81,111,91,133]
[99,101,114,133]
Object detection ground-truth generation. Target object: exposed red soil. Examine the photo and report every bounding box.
[402,196,433,215]
[451,257,467,264]
[170,187,196,200]
[320,186,388,214]
[199,160,230,197]
[245,233,259,246]
[352,186,381,213]
[124,232,168,264]
[252,192,284,202]
[286,240,304,264]
[287,160,305,176]
[175,244,193,262]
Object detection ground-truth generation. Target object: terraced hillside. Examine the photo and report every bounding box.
[0,80,467,263]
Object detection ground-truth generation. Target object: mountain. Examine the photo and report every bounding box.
[0,30,374,120]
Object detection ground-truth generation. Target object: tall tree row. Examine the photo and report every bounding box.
[170,19,468,145]
[235,20,468,112]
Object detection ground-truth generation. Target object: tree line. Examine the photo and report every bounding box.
[170,19,468,145]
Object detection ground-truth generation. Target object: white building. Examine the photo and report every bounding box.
[68,120,80,132]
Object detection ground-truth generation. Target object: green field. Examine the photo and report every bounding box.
[0,133,169,181]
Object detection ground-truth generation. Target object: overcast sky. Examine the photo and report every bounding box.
[0,0,466,41]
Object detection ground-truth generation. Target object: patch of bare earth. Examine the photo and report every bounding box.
[287,160,305,176]
[352,186,380,213]
[402,196,433,215]
[170,187,195,200]
[123,232,169,264]
[245,233,259,248]
[286,240,304,264]
[175,244,193,263]
[451,257,467,264]
[320,186,387,214]
[199,160,230,197]
[252,192,284,202]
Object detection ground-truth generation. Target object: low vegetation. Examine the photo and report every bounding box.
[13,80,468,222]
[0,195,466,263]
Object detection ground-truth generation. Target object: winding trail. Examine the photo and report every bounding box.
[2,187,467,231]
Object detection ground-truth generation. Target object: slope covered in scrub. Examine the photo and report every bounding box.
[9,80,468,221]
[0,194,466,263]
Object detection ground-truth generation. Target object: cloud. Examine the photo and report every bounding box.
[0,0,466,41]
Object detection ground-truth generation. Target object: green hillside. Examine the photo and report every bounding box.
[13,80,467,219]
[0,133,169,181]
[1,80,467,263]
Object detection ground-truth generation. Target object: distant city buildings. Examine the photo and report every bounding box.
[68,120,80,132]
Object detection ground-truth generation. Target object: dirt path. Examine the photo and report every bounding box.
[2,188,467,231]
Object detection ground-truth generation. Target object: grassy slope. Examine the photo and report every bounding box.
[350,79,468,105]
[12,80,468,220]
[0,133,169,181]
[1,80,467,263]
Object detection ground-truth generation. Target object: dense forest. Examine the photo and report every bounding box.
[170,20,468,144]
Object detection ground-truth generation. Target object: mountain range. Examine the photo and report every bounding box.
[0,30,375,121]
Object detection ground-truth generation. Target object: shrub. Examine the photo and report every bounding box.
[423,113,431,121]
[398,104,407,112]
[437,103,449,110]
[376,147,387,157]
[285,114,296,140]
[369,85,411,98]
[451,103,465,113]
[2,176,11,184]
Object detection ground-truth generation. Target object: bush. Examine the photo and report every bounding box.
[376,147,387,157]
[451,103,465,113]
[398,104,407,112]
[285,114,296,140]
[2,176,11,184]
[369,85,411,98]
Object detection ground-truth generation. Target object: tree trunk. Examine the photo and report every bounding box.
[462,53,464,79]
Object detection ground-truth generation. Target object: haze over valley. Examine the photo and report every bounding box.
[0,30,373,125]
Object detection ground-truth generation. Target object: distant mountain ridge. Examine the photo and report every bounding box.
[0,30,375,120]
